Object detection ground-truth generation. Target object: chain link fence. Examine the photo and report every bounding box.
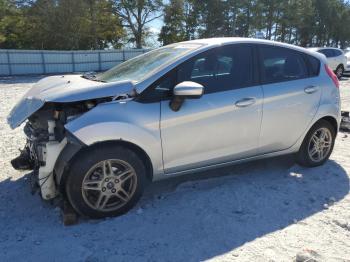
[0,49,150,76]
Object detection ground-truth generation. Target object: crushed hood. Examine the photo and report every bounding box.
[7,75,134,129]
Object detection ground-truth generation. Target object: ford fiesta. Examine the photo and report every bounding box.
[8,38,341,218]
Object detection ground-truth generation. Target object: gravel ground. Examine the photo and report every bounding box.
[0,75,350,262]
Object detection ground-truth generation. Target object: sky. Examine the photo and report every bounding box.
[149,18,163,33]
[146,17,164,47]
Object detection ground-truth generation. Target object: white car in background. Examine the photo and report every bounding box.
[309,47,347,78]
[344,51,350,73]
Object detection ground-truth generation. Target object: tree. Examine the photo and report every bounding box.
[197,0,228,38]
[0,0,125,50]
[85,0,126,49]
[158,0,186,45]
[0,0,30,48]
[114,0,163,48]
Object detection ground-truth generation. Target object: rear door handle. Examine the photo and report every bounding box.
[235,97,256,107]
[304,85,318,94]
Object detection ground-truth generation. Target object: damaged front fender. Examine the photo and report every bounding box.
[53,131,85,189]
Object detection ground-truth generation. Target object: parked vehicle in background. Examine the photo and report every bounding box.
[309,47,347,79]
[8,38,341,219]
[344,51,350,73]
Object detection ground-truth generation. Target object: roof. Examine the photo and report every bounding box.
[177,37,327,63]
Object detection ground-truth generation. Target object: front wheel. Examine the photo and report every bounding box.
[297,120,336,167]
[65,145,146,219]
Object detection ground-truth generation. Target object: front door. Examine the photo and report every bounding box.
[160,45,264,173]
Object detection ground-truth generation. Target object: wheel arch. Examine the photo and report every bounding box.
[293,114,339,154]
[55,139,154,193]
[317,115,338,135]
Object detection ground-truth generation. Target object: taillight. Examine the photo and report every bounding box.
[325,64,339,88]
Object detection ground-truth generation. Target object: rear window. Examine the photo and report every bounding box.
[306,55,320,76]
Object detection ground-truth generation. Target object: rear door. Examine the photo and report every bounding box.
[258,45,322,154]
[159,45,263,173]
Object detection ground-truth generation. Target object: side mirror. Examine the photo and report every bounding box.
[170,81,204,111]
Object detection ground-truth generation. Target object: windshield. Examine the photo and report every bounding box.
[96,44,203,83]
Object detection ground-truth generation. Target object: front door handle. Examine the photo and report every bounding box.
[304,85,318,94]
[235,97,256,107]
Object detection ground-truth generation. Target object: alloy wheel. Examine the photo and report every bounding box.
[307,127,333,163]
[81,159,137,212]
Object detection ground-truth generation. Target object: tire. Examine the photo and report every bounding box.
[335,65,344,79]
[65,145,146,219]
[297,120,336,167]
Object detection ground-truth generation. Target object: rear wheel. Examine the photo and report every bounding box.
[335,65,344,79]
[65,145,146,219]
[297,120,335,167]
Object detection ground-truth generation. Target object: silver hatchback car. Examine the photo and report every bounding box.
[8,38,341,218]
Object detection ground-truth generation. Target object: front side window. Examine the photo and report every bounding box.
[216,55,233,76]
[177,51,216,91]
[215,45,253,90]
[260,46,308,84]
[177,45,253,94]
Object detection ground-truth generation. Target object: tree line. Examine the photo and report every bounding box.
[159,0,350,49]
[0,0,162,49]
[1,0,350,50]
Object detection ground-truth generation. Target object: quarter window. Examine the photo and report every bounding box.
[306,55,320,76]
[259,46,308,84]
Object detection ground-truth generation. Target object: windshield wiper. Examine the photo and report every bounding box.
[82,72,106,82]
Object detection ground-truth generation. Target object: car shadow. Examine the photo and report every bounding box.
[0,155,348,261]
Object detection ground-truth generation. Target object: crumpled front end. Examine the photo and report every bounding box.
[10,104,81,200]
[7,75,135,201]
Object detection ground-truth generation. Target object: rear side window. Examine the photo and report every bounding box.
[259,46,308,84]
[306,55,320,76]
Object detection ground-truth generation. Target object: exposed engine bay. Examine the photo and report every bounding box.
[11,98,114,200]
